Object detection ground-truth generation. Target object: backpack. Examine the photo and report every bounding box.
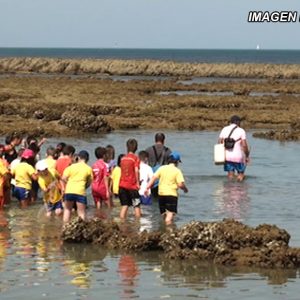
[224,126,241,150]
[152,145,168,188]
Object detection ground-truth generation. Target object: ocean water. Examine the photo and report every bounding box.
[0,130,300,300]
[1,48,300,64]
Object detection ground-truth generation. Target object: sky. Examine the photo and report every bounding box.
[1,0,300,49]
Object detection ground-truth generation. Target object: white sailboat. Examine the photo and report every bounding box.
[256,44,260,50]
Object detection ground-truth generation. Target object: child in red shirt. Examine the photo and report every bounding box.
[119,139,141,220]
[92,147,111,209]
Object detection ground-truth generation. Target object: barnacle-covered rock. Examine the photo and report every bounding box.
[59,110,112,133]
[62,218,300,268]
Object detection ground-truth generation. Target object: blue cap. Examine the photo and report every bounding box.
[169,151,182,162]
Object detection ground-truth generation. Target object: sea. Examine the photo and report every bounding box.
[0,47,300,64]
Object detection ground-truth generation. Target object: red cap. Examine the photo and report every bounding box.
[21,149,35,159]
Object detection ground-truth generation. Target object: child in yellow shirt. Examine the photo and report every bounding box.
[62,150,93,223]
[36,160,63,217]
[11,149,38,208]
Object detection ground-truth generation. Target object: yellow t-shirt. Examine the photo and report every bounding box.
[154,164,185,197]
[38,169,61,204]
[63,162,93,196]
[45,157,56,172]
[0,161,8,198]
[11,162,36,190]
[111,166,121,195]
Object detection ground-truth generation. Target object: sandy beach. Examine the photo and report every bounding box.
[0,57,299,139]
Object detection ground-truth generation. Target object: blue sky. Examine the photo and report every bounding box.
[1,0,300,49]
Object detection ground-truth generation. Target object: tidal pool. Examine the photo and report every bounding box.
[0,130,300,300]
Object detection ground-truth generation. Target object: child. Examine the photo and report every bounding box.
[146,151,188,225]
[91,147,111,209]
[11,149,38,208]
[0,146,9,208]
[111,154,124,198]
[119,139,141,220]
[138,151,153,205]
[36,160,63,217]
[43,146,57,172]
[62,150,93,223]
[106,145,116,173]
[56,145,76,177]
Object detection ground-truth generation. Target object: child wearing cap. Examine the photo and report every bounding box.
[11,149,38,208]
[91,147,111,209]
[146,151,188,225]
[62,150,93,223]
[36,160,63,217]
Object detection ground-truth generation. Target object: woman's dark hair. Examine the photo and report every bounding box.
[26,135,38,146]
[117,154,125,167]
[21,156,36,167]
[28,143,40,154]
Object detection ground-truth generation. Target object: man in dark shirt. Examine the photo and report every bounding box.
[145,133,172,197]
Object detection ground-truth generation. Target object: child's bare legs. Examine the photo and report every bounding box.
[76,202,86,221]
[120,205,129,219]
[164,211,175,225]
[55,208,63,216]
[94,198,101,210]
[0,197,4,209]
[20,199,30,208]
[134,206,142,218]
[46,210,52,217]
[63,201,73,223]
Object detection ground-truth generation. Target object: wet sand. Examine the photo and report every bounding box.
[0,58,299,139]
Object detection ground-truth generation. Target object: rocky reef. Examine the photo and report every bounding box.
[62,218,300,268]
[1,57,300,79]
[1,60,300,137]
[253,120,300,141]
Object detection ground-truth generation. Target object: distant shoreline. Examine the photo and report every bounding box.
[1,57,300,79]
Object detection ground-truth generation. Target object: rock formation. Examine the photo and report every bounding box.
[62,218,300,268]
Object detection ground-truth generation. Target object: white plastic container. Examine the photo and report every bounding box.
[214,144,225,165]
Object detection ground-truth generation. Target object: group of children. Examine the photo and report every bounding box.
[0,132,188,225]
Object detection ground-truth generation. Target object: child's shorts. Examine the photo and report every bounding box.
[14,187,31,201]
[140,195,152,205]
[119,188,141,207]
[92,190,109,204]
[64,193,87,205]
[158,195,178,214]
[47,200,63,212]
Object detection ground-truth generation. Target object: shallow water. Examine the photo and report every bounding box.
[158,90,300,97]
[1,130,300,299]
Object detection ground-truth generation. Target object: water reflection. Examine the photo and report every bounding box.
[118,254,140,299]
[0,211,9,272]
[62,244,108,289]
[213,181,250,221]
[160,259,298,289]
